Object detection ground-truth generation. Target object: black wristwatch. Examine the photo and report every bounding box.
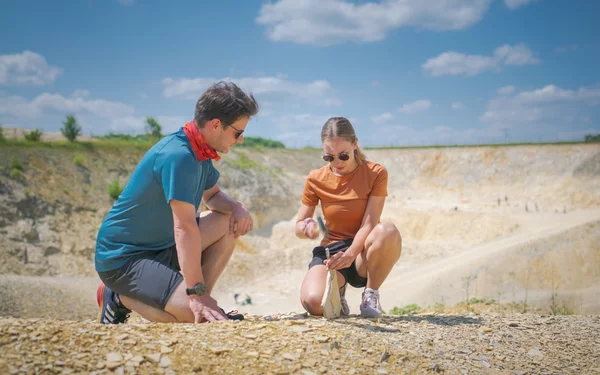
[185,282,207,296]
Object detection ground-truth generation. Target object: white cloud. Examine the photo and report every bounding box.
[162,75,341,107]
[272,113,332,147]
[0,92,134,119]
[497,85,516,95]
[504,0,536,10]
[494,44,540,65]
[398,100,432,114]
[422,44,539,77]
[0,51,63,86]
[256,0,493,46]
[481,84,600,131]
[72,90,90,98]
[362,123,498,147]
[371,112,394,123]
[452,102,466,110]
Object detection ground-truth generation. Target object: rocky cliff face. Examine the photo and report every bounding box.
[0,144,321,277]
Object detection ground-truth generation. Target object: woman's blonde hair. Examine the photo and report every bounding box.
[321,117,367,165]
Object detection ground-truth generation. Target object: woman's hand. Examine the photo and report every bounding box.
[301,218,320,240]
[325,250,357,271]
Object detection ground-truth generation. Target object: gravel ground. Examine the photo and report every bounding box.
[1,312,599,375]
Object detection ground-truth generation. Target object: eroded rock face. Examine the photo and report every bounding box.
[0,146,321,277]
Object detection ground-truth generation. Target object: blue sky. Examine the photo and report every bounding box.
[1,0,599,147]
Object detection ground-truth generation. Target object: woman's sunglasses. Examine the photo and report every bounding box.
[322,152,350,162]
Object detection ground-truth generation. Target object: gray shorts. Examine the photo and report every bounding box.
[97,245,183,311]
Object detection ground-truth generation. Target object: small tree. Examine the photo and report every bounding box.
[24,128,43,142]
[145,116,162,139]
[108,179,124,201]
[61,115,82,142]
[0,125,5,142]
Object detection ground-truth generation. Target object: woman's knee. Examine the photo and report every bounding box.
[368,222,402,249]
[301,291,323,315]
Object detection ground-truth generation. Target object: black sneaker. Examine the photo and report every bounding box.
[220,308,244,321]
[97,283,131,324]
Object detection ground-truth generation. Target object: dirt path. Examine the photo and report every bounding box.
[379,208,600,307]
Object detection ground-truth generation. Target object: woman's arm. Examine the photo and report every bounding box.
[295,204,319,239]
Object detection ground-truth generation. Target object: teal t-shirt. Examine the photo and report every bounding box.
[94,128,220,272]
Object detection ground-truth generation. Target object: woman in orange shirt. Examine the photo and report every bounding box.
[295,117,402,317]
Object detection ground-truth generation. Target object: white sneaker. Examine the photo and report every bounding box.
[340,283,349,317]
[360,288,383,318]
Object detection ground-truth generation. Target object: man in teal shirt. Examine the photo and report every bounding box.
[95,81,259,323]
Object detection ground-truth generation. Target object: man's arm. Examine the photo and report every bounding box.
[203,184,240,214]
[202,184,253,238]
[170,199,227,322]
[170,199,204,287]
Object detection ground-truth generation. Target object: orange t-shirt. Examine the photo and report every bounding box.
[301,160,388,245]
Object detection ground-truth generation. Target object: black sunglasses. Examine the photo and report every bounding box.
[322,152,350,162]
[229,124,244,140]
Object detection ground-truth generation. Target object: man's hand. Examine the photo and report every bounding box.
[189,295,228,323]
[230,204,253,238]
[325,250,358,271]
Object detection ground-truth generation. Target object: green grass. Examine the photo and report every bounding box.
[10,168,22,179]
[388,303,422,315]
[229,152,262,172]
[0,139,153,151]
[73,153,85,166]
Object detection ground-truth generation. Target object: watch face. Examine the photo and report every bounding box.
[195,283,206,295]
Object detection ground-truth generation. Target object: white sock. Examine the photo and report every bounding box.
[364,287,379,295]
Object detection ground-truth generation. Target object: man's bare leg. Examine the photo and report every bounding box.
[121,210,236,322]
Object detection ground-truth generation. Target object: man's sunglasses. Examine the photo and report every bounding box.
[229,124,244,140]
[322,152,350,162]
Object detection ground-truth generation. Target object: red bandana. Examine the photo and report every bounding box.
[183,120,221,162]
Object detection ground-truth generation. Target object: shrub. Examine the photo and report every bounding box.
[11,159,23,171]
[108,179,124,200]
[239,136,285,149]
[584,134,600,143]
[61,114,82,142]
[24,129,43,142]
[10,168,22,179]
[63,188,69,195]
[0,126,5,142]
[74,153,85,166]
[389,304,421,315]
[24,188,30,196]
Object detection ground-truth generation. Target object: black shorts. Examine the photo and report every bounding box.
[308,238,367,288]
[98,246,183,311]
